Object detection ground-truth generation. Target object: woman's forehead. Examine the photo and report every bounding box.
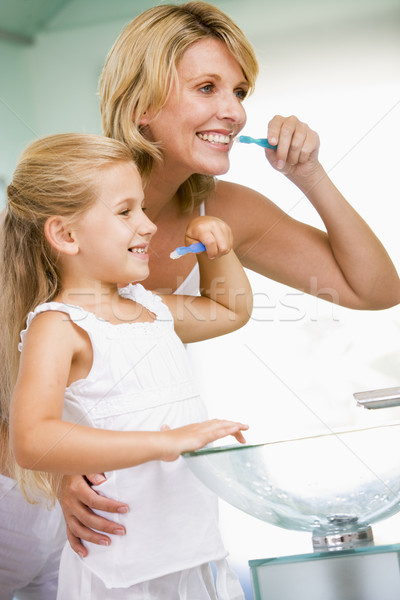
[177,38,244,80]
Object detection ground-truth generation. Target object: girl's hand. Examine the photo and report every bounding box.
[266,115,320,181]
[160,419,249,462]
[185,216,233,260]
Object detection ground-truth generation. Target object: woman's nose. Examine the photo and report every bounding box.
[217,92,246,126]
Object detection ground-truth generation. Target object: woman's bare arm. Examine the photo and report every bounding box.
[212,115,399,310]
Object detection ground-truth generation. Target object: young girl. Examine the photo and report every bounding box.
[2,133,251,599]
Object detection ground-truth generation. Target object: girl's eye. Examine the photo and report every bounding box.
[119,209,130,217]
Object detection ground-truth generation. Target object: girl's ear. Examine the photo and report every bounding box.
[44,216,79,256]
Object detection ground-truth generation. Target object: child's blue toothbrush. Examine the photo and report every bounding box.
[170,242,206,260]
[236,135,278,150]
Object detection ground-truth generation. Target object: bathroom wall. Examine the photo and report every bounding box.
[0,39,34,198]
[0,20,126,200]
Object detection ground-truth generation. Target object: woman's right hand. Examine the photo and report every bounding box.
[58,474,129,557]
[265,114,320,182]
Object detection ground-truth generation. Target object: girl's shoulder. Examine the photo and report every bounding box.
[18,302,85,353]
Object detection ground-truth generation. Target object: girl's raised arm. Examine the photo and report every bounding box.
[161,216,252,344]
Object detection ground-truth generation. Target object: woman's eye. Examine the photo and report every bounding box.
[199,84,214,94]
[119,209,130,216]
[235,88,248,101]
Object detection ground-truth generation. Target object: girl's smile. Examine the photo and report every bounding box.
[128,243,150,260]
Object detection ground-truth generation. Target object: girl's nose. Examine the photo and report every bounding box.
[140,212,157,238]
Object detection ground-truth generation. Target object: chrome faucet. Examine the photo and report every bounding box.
[354,386,400,409]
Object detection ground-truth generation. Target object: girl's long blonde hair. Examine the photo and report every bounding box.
[99,1,259,212]
[0,133,135,503]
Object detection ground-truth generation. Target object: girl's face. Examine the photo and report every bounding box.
[73,161,157,287]
[143,37,248,180]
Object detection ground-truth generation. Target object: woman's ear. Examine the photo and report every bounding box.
[44,216,79,255]
[138,109,152,126]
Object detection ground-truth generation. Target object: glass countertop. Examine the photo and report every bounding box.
[183,422,400,535]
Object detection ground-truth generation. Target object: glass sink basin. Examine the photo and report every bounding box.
[183,423,400,547]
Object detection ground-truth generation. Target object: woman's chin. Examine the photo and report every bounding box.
[200,160,231,177]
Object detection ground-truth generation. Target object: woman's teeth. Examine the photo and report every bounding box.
[197,133,230,144]
[129,247,146,253]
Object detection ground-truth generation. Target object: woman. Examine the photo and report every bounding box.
[1,1,399,594]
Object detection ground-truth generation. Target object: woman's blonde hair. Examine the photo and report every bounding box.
[0,133,136,503]
[100,1,259,212]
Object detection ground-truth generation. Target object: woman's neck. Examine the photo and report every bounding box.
[144,162,190,222]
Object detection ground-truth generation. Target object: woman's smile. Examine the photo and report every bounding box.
[196,130,234,151]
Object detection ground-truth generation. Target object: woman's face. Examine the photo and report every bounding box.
[143,37,248,180]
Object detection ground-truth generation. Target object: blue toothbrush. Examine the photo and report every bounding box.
[170,242,206,260]
[236,135,277,150]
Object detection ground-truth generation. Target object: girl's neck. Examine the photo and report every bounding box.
[56,280,120,312]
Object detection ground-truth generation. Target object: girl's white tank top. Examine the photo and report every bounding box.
[19,283,227,589]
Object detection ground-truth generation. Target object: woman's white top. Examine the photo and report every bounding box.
[173,200,204,296]
[174,262,200,296]
[0,472,65,598]
[19,284,227,589]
